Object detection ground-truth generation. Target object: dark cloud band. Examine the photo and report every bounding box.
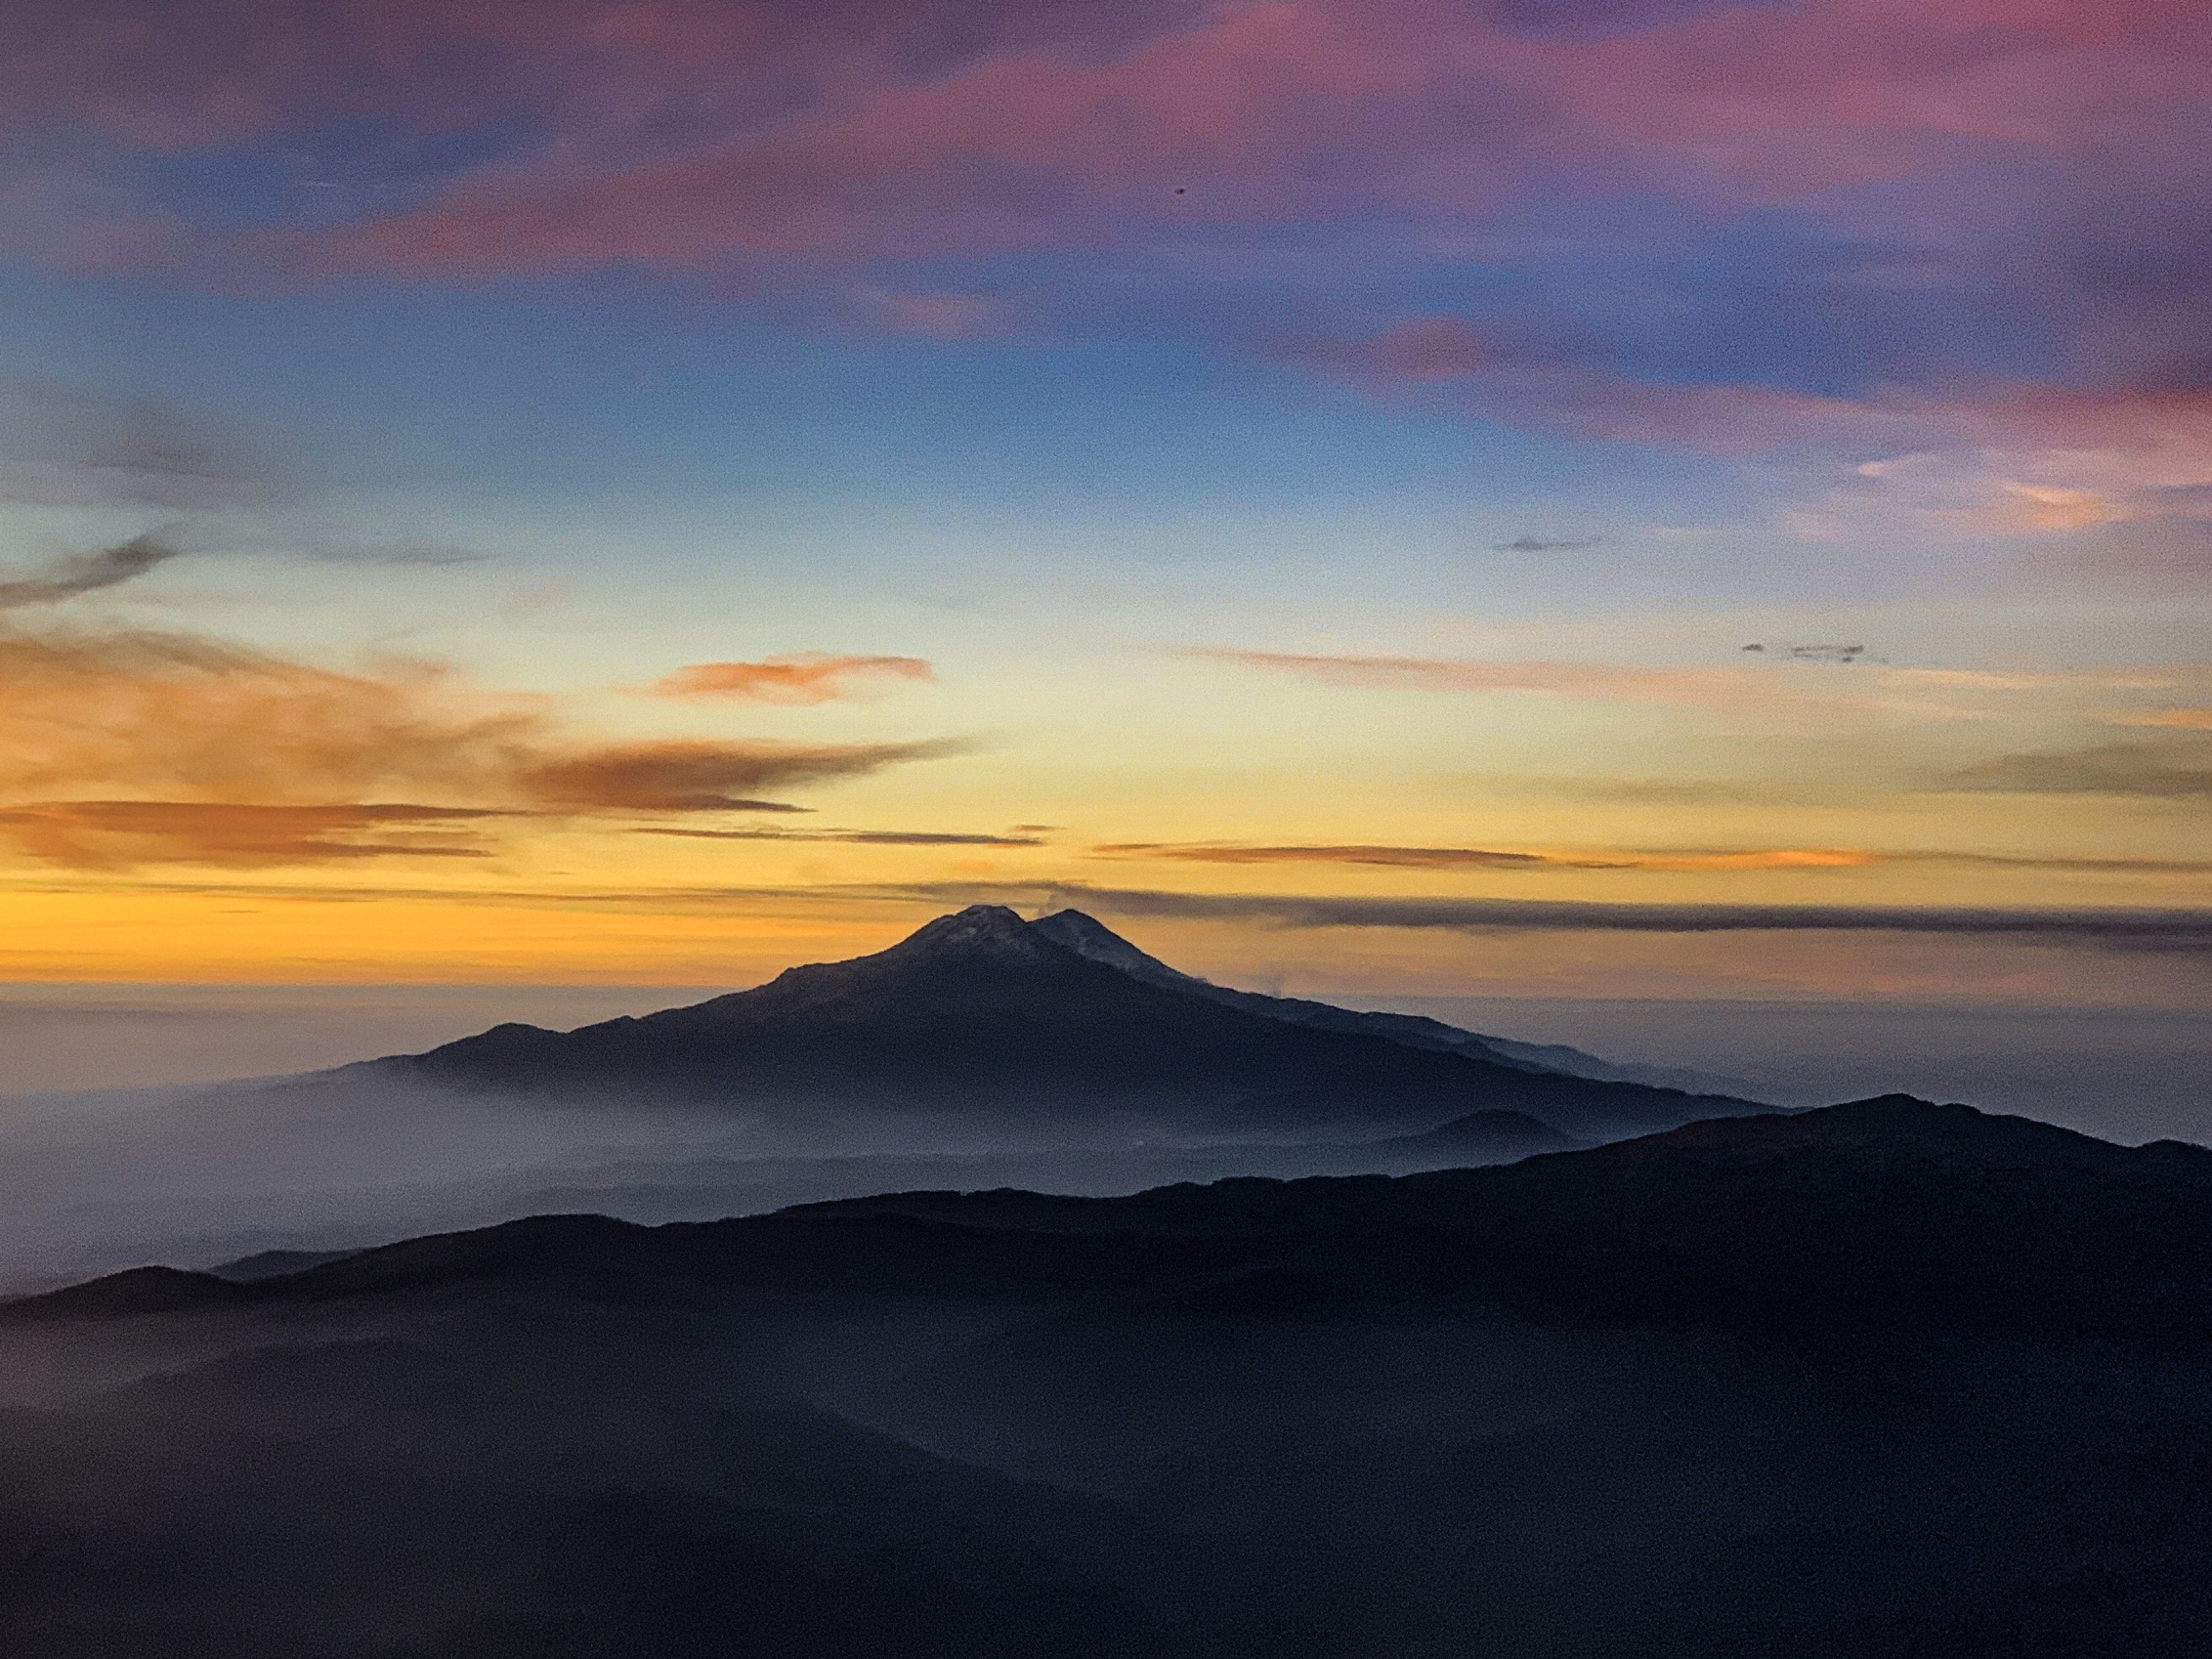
[637,827,1042,846]
[901,882,2212,952]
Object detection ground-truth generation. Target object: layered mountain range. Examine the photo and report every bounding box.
[359,904,1764,1142]
[4,1096,2209,1657]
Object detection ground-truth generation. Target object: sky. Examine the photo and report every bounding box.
[1,0,2209,1030]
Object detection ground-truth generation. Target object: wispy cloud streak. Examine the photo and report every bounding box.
[0,628,962,866]
[1943,739,2212,800]
[0,800,505,869]
[640,826,1042,845]
[1092,842,2212,874]
[0,534,180,610]
[911,882,2212,952]
[1185,648,1762,705]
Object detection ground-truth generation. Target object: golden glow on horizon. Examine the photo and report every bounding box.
[0,882,2203,1012]
[0,581,2206,998]
[0,885,897,984]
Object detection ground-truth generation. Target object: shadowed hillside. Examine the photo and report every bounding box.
[3,1097,2210,1656]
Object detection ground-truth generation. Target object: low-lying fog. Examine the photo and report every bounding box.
[1380,993,2212,1145]
[0,1074,744,1291]
[0,983,717,1093]
[3,981,2206,1293]
[0,1067,1535,1295]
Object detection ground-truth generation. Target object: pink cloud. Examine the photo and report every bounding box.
[12,0,2212,411]
[852,288,1009,339]
[275,0,2211,276]
[3,1,1213,155]
[1283,321,2212,568]
[1278,319,1922,455]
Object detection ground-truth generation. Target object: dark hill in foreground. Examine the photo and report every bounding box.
[788,1092,2212,1336]
[345,905,1765,1140]
[4,1098,2212,1656]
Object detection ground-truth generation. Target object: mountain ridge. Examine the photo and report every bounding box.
[17,1092,2207,1341]
[8,1093,2210,1656]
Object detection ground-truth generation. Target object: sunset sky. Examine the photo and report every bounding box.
[2,0,2209,1012]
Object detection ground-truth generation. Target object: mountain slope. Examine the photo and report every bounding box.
[1029,908,1745,1094]
[356,905,1765,1139]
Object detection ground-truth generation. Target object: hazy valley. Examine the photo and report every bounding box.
[0,908,1759,1291]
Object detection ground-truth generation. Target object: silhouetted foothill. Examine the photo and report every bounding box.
[0,1263,246,1323]
[6,1097,2212,1656]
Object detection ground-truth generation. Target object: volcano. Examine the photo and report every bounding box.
[359,905,1766,1140]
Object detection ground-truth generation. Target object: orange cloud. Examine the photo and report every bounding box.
[643,654,935,704]
[0,629,548,803]
[1996,483,2128,533]
[0,627,959,865]
[0,800,504,870]
[522,738,959,811]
